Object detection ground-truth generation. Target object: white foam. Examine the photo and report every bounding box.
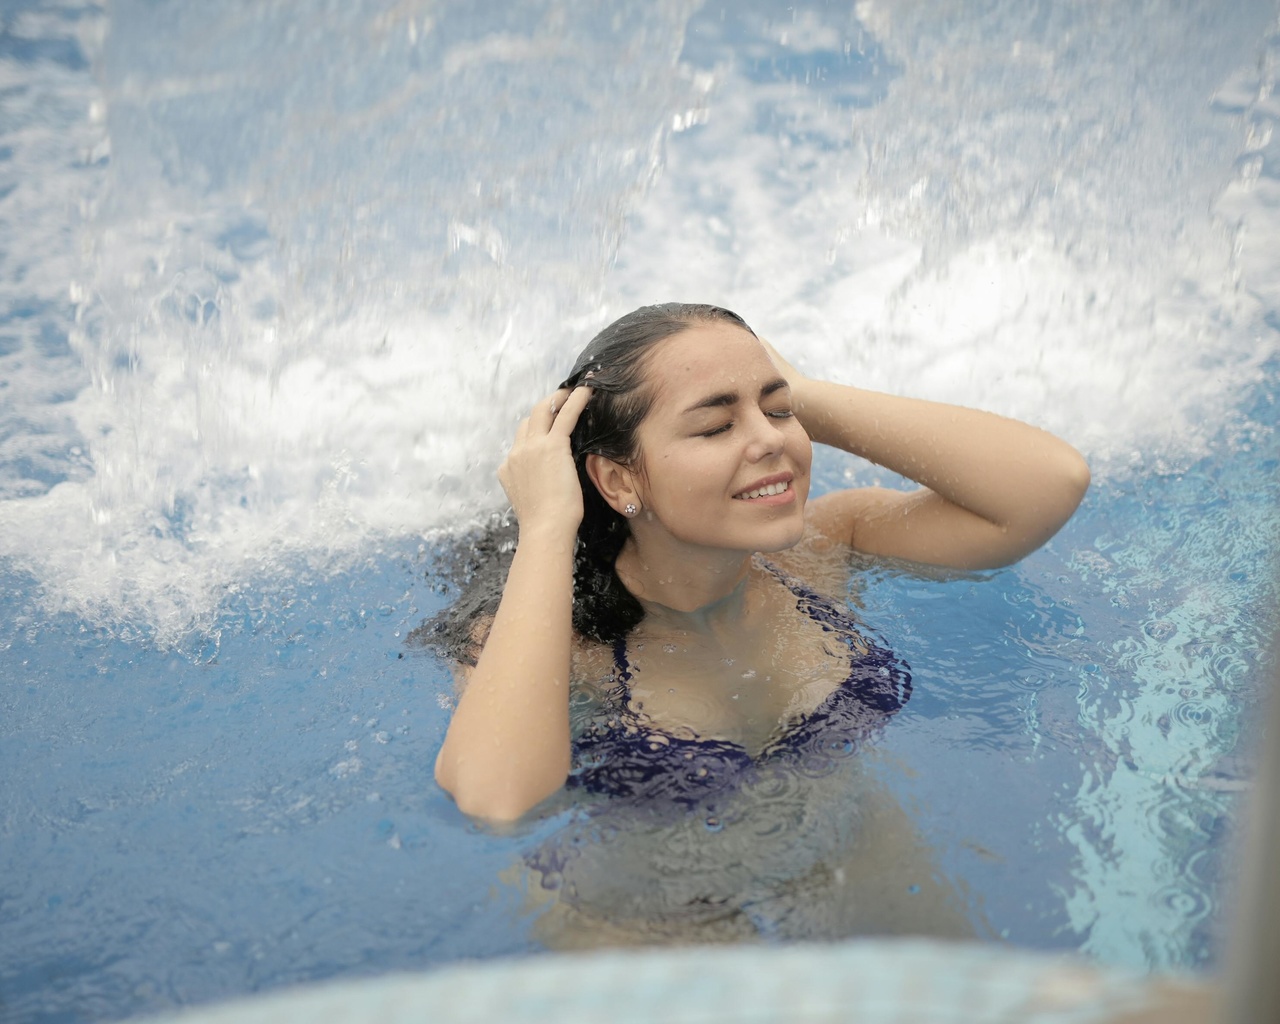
[609,0,1280,473]
[1,0,1278,644]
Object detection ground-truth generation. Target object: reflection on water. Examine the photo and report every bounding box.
[1,0,1279,1017]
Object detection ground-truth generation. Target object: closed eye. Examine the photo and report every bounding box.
[698,405,792,437]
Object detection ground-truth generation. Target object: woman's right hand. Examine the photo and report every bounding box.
[497,385,593,536]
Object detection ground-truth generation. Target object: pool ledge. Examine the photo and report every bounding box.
[129,938,1214,1024]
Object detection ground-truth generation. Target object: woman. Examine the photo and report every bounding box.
[431,302,1089,941]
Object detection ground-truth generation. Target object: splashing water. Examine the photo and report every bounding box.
[2,0,1277,640]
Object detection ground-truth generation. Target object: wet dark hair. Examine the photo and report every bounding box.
[559,302,756,643]
[412,302,756,662]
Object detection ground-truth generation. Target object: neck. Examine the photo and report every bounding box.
[614,535,755,631]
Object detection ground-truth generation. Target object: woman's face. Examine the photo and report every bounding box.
[627,321,812,555]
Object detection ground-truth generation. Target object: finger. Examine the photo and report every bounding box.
[534,387,572,429]
[547,384,592,436]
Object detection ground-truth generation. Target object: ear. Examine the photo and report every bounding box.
[584,454,640,515]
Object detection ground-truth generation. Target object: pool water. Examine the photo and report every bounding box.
[2,0,1279,1020]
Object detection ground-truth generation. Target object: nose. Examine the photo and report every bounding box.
[744,408,786,462]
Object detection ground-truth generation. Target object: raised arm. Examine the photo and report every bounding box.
[433,386,592,822]
[765,343,1090,570]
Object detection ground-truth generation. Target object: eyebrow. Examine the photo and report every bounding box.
[681,377,789,415]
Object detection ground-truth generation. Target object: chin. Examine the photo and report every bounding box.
[756,531,805,554]
[747,513,807,554]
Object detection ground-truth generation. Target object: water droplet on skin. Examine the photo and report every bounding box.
[730,693,740,700]
[741,669,756,680]
[663,643,677,654]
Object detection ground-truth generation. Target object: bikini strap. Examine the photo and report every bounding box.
[758,558,911,713]
[757,558,856,633]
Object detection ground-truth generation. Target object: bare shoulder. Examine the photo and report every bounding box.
[765,505,867,602]
[805,484,1012,570]
[806,486,915,550]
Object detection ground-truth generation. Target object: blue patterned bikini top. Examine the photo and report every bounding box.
[566,562,911,811]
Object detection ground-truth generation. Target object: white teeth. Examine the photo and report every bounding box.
[736,480,789,499]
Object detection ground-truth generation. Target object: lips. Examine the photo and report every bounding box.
[732,473,794,500]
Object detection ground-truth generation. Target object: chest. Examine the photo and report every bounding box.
[618,599,862,756]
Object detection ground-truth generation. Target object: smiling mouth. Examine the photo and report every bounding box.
[733,480,791,500]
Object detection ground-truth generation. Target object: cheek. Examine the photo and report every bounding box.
[790,428,814,472]
[646,452,730,509]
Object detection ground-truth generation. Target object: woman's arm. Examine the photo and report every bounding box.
[766,345,1090,570]
[434,386,592,822]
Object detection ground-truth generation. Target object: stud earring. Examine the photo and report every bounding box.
[624,503,638,517]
